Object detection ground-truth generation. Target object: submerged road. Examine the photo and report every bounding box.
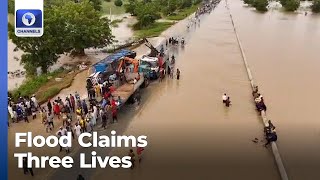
[91,2,280,180]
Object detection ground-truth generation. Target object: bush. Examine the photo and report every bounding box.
[125,0,137,15]
[134,2,161,29]
[281,0,300,11]
[10,69,64,101]
[311,0,320,12]
[244,0,254,5]
[180,0,193,8]
[253,0,269,11]
[114,0,123,6]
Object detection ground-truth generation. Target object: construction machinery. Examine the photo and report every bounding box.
[117,57,139,73]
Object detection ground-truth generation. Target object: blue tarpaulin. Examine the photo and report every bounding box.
[94,49,134,73]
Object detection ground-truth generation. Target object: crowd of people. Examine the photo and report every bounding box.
[8,94,39,124]
[9,1,223,177]
[222,85,278,148]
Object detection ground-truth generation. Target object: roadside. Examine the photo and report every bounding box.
[8,1,216,179]
[8,34,167,180]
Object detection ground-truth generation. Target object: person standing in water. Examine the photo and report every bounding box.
[23,157,34,176]
[225,97,231,107]
[176,68,181,80]
[222,93,227,104]
[129,149,135,169]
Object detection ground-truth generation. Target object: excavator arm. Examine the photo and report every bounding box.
[118,57,139,73]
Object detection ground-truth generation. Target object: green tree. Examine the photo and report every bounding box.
[253,0,269,11]
[311,0,320,12]
[161,0,179,15]
[125,0,138,15]
[89,0,102,11]
[9,0,113,74]
[280,0,300,11]
[134,2,161,28]
[8,0,14,14]
[243,0,254,5]
[54,0,113,55]
[114,0,123,6]
[8,7,68,73]
[180,0,193,8]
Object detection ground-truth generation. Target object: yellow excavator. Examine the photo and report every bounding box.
[117,57,139,73]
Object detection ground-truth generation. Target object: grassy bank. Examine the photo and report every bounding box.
[101,0,127,15]
[8,13,14,26]
[9,68,80,104]
[135,22,175,38]
[166,4,200,21]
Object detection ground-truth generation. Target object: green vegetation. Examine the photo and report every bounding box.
[8,0,14,14]
[89,0,103,11]
[280,0,300,11]
[8,0,113,74]
[135,22,174,38]
[101,0,127,15]
[243,0,253,5]
[253,0,268,12]
[243,0,269,12]
[134,2,161,29]
[311,0,320,12]
[10,68,80,104]
[114,0,123,6]
[37,88,60,103]
[166,4,200,20]
[110,18,124,27]
[8,13,14,25]
[10,69,63,101]
[125,0,200,30]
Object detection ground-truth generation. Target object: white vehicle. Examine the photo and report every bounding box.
[139,55,159,72]
[87,72,101,87]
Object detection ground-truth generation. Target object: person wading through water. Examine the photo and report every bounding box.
[222,93,227,104]
[176,68,181,80]
[23,157,34,176]
[129,149,135,169]
[225,97,231,107]
[101,111,107,129]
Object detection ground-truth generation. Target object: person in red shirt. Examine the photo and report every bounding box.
[53,102,61,119]
[109,86,115,93]
[137,147,144,163]
[70,94,75,112]
[104,91,111,99]
[111,99,116,107]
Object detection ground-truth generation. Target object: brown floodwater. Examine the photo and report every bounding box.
[23,1,320,179]
[93,1,288,179]
[228,0,320,179]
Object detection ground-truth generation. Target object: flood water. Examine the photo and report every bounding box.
[94,1,287,179]
[93,1,320,180]
[20,0,320,179]
[229,0,320,179]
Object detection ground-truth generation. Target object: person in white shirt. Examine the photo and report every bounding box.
[222,93,227,103]
[8,104,15,123]
[74,123,82,138]
[31,95,39,109]
[255,94,263,103]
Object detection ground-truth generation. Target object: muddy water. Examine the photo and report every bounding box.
[228,0,320,179]
[92,2,281,180]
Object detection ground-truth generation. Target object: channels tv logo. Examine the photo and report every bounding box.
[15,9,43,37]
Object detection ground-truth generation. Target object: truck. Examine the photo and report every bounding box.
[139,39,169,80]
[139,55,161,80]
